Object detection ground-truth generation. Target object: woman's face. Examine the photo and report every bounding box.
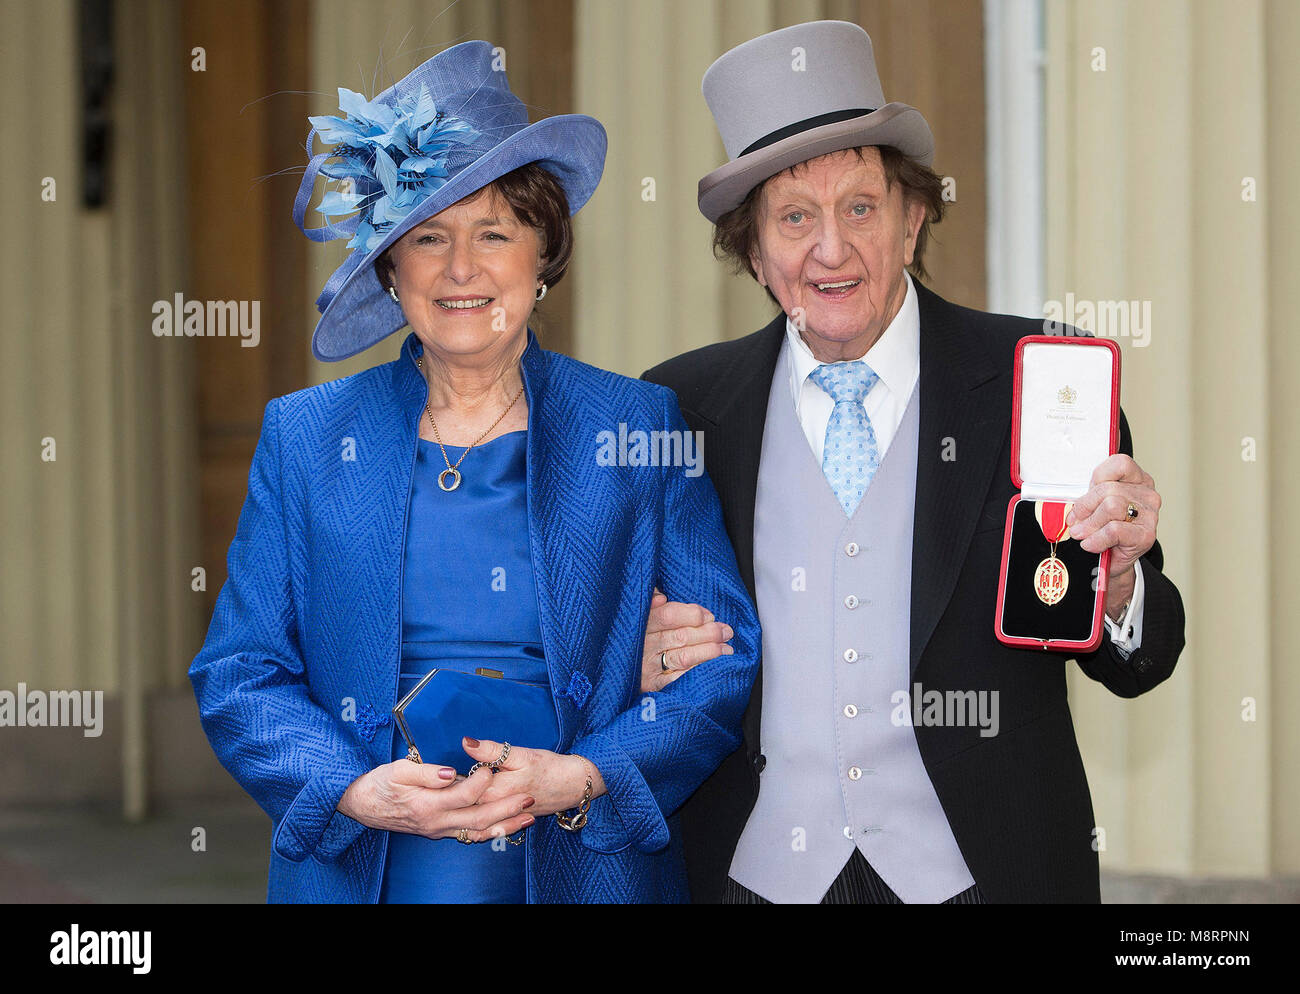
[386,187,544,365]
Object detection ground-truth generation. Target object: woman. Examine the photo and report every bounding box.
[189,40,759,903]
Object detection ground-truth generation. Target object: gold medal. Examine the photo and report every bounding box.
[1033,555,1069,605]
[1033,501,1074,606]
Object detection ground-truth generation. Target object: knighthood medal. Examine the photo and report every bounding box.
[1032,501,1074,606]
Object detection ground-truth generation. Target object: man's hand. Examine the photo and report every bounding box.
[640,588,735,692]
[1066,454,1161,620]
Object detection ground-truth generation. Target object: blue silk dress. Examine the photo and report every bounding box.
[378,429,551,904]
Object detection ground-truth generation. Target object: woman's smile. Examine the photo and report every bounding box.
[435,295,495,311]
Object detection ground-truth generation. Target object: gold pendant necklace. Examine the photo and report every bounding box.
[415,355,524,492]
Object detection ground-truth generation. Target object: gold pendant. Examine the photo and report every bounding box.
[437,467,462,492]
[1034,555,1069,605]
[1032,501,1075,606]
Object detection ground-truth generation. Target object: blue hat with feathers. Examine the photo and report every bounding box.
[294,40,607,362]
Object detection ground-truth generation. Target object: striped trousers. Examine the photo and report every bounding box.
[722,849,986,904]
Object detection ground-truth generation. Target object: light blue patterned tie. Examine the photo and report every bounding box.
[809,361,881,516]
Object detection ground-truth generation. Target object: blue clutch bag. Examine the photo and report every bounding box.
[392,667,559,772]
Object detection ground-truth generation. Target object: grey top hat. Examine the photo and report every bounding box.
[698,20,934,222]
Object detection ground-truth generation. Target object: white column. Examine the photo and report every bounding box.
[985,0,1045,317]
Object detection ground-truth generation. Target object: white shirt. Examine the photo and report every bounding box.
[782,272,1145,654]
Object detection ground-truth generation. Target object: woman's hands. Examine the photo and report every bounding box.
[337,759,536,843]
[466,738,607,817]
[640,588,735,692]
[336,740,608,841]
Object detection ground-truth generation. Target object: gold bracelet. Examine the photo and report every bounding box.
[556,774,594,832]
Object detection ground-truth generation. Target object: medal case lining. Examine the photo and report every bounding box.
[996,496,1103,646]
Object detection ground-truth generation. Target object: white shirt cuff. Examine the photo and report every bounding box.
[1104,562,1145,657]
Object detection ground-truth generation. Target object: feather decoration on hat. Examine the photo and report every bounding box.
[308,84,481,253]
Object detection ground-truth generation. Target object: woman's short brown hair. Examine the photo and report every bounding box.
[373,161,573,292]
[711,145,946,303]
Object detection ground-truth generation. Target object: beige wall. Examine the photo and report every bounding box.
[1047,0,1298,876]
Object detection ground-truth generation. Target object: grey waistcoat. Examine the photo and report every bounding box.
[728,344,975,903]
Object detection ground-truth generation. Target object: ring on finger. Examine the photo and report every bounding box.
[1125,502,1139,521]
[660,651,670,673]
[490,742,511,770]
[456,827,474,845]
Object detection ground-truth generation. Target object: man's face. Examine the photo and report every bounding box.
[749,147,925,361]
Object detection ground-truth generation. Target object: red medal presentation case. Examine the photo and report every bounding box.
[994,335,1121,652]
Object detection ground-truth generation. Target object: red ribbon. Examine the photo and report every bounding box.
[1036,501,1071,544]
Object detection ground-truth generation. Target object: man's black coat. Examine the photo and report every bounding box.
[643,280,1185,903]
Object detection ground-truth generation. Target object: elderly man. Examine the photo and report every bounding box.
[641,20,1185,903]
